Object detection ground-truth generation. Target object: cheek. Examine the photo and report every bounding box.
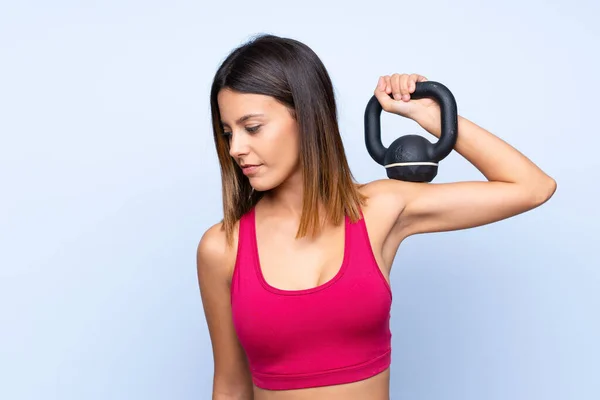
[280,132,301,169]
[266,127,300,167]
[285,125,301,158]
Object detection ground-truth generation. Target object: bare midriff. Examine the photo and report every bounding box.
[253,367,390,400]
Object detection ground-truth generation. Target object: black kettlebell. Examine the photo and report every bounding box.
[364,80,458,182]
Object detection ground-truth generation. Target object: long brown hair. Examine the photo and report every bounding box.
[209,33,367,246]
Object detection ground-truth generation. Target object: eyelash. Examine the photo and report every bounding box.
[222,125,261,137]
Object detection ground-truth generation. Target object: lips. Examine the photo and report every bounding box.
[241,164,261,176]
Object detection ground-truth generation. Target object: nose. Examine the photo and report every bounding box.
[228,130,250,159]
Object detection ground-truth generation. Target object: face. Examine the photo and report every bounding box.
[217,88,301,192]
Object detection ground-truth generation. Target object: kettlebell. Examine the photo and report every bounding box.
[364,80,458,182]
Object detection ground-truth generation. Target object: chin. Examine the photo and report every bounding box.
[247,165,298,193]
[248,175,286,193]
[249,178,276,192]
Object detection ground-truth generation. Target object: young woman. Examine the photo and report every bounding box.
[197,34,556,400]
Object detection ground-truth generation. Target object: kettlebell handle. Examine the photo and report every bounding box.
[364,80,458,165]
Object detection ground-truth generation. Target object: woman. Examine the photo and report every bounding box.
[197,34,556,400]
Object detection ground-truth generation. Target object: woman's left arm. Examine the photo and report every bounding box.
[373,74,557,237]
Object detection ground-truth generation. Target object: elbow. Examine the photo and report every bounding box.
[213,376,254,400]
[530,176,557,207]
[213,389,253,400]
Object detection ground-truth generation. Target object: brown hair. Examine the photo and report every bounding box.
[209,33,367,246]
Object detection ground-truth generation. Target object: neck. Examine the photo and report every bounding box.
[260,169,329,223]
[263,179,305,220]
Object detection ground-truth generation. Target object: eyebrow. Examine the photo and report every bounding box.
[220,113,265,127]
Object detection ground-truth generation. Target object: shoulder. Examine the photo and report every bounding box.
[354,179,412,242]
[358,178,412,220]
[196,220,240,285]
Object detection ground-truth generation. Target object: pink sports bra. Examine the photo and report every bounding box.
[230,206,392,391]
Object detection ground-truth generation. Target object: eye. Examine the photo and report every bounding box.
[221,125,261,138]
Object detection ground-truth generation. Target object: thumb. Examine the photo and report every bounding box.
[374,77,412,116]
[373,77,395,112]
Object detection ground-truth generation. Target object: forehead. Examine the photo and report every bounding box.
[218,89,276,120]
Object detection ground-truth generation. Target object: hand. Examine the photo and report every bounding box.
[373,73,441,128]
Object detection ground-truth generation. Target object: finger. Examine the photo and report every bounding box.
[375,76,390,96]
[383,75,392,95]
[376,76,385,91]
[400,74,410,101]
[373,79,394,111]
[409,74,420,92]
[391,74,401,100]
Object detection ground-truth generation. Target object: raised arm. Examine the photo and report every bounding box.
[197,223,254,399]
[372,73,556,239]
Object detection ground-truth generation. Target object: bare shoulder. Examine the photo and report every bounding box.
[196,221,239,284]
[196,220,253,396]
[358,178,410,233]
[360,178,409,204]
[356,179,416,263]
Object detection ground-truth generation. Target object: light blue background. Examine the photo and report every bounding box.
[1,1,598,399]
